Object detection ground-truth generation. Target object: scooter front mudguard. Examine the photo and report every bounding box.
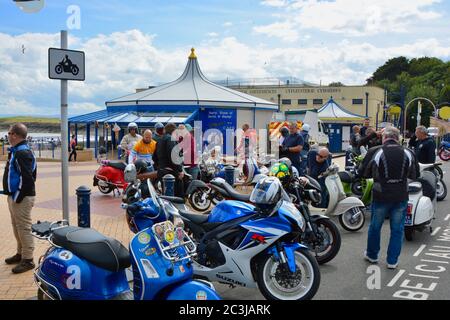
[332,197,364,216]
[164,280,221,300]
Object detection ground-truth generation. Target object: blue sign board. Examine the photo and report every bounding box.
[200,108,237,155]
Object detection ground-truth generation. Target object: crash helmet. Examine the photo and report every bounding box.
[128,122,138,132]
[269,161,291,186]
[249,176,283,211]
[134,159,148,174]
[302,124,311,132]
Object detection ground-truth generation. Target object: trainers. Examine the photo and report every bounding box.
[12,259,35,274]
[387,262,399,269]
[364,251,378,263]
[5,254,22,265]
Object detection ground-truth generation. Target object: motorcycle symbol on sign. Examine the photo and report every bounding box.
[55,55,79,76]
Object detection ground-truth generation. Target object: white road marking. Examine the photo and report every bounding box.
[445,214,450,221]
[413,245,427,257]
[387,269,406,287]
[431,227,442,236]
[409,273,440,279]
[421,259,449,264]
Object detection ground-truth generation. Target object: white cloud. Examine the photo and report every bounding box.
[261,0,289,7]
[223,22,233,27]
[207,32,219,37]
[0,30,449,117]
[253,22,300,42]
[254,0,442,39]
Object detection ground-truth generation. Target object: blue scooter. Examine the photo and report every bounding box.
[32,187,220,301]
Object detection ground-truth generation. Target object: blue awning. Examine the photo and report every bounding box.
[69,109,198,126]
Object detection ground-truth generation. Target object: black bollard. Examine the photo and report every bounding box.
[163,174,175,197]
[76,186,91,228]
[225,166,235,186]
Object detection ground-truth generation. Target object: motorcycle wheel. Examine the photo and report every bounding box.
[404,227,414,241]
[71,65,80,76]
[437,178,447,201]
[188,189,212,212]
[307,218,341,265]
[339,207,365,232]
[98,184,113,194]
[55,65,63,74]
[256,248,320,300]
[438,148,450,161]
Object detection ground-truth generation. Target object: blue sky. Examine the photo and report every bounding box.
[0,0,449,117]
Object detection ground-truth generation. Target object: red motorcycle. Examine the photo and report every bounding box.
[93,160,128,195]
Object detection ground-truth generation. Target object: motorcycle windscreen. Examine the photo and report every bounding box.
[164,280,221,300]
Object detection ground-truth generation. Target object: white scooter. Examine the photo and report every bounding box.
[309,164,366,232]
[404,164,438,241]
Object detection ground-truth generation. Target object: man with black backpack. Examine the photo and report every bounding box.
[358,127,419,269]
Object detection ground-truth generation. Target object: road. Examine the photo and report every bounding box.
[215,160,450,300]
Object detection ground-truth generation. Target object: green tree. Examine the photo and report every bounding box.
[439,84,450,103]
[370,56,410,83]
[328,82,345,87]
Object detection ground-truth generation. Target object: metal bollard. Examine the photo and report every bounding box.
[225,166,235,186]
[76,186,91,228]
[163,174,175,197]
[117,146,122,160]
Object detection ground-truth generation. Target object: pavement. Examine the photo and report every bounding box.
[0,158,449,300]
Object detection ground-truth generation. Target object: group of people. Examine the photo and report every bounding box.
[119,122,198,197]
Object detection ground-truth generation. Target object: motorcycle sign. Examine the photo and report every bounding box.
[48,48,85,81]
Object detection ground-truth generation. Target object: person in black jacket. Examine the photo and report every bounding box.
[154,123,184,197]
[414,125,436,164]
[358,127,419,269]
[2,123,37,274]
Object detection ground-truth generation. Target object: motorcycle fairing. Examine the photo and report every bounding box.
[208,200,255,223]
[163,280,221,300]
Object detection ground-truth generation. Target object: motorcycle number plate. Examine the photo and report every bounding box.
[405,203,413,226]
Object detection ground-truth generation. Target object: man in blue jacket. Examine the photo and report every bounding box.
[2,123,37,274]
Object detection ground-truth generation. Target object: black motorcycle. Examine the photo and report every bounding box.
[55,60,79,76]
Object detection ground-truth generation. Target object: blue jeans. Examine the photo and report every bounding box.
[366,200,408,265]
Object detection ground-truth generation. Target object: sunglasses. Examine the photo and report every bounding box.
[7,131,14,136]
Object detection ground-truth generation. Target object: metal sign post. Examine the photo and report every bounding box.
[48,30,86,221]
[61,30,69,221]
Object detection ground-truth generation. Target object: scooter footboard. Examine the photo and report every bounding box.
[164,280,221,300]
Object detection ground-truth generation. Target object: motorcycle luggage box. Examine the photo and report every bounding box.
[208,200,255,224]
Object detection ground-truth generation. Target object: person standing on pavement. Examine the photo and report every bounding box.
[414,125,436,164]
[182,124,199,180]
[280,122,304,174]
[350,126,362,154]
[299,124,311,175]
[3,123,37,274]
[360,117,371,137]
[154,123,185,197]
[153,122,165,144]
[68,134,77,162]
[358,127,419,269]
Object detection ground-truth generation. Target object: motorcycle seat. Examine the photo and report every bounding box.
[210,179,251,202]
[106,161,127,171]
[338,171,354,184]
[178,209,210,224]
[52,226,131,272]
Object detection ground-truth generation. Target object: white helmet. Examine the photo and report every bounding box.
[128,122,138,131]
[302,124,311,132]
[249,176,283,206]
